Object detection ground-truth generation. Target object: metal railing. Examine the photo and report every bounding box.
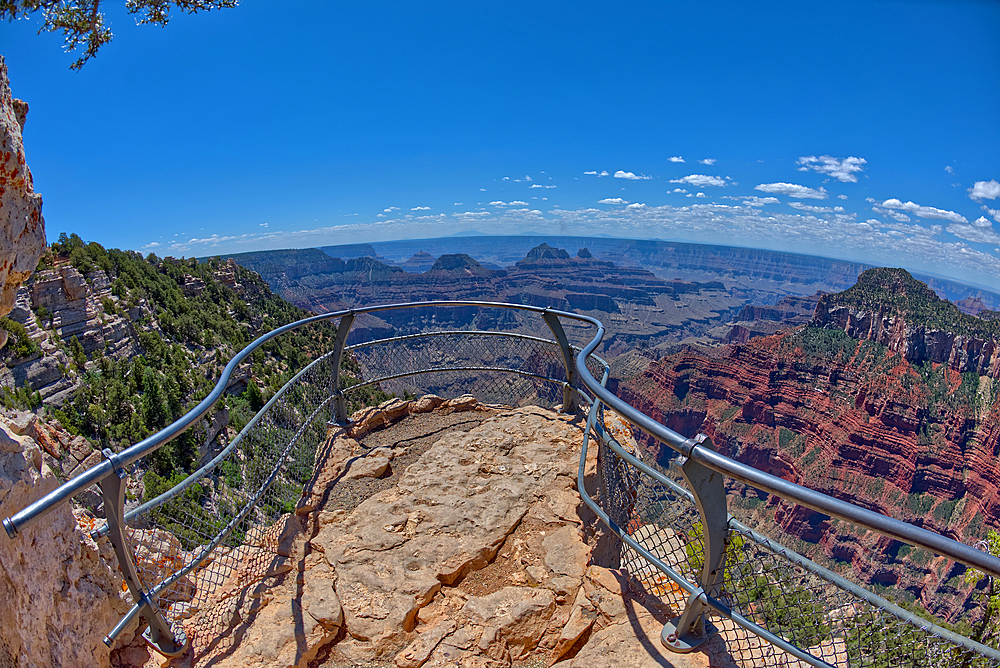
[2,300,1000,667]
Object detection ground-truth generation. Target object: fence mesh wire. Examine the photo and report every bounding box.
[597,405,1000,668]
[101,324,593,653]
[347,331,570,407]
[81,312,999,667]
[118,351,338,651]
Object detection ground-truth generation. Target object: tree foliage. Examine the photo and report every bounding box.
[1,0,239,69]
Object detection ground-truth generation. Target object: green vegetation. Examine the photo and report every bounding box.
[0,317,41,359]
[1,0,239,70]
[906,492,935,517]
[734,574,831,648]
[40,233,345,482]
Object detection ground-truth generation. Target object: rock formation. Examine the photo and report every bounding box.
[225,243,744,357]
[0,416,149,667]
[0,56,46,329]
[812,268,1000,379]
[161,399,724,668]
[618,319,1000,623]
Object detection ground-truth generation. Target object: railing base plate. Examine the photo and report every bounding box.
[143,626,189,657]
[660,617,718,653]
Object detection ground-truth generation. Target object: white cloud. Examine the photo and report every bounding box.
[969,180,1000,201]
[948,216,1000,244]
[583,171,597,175]
[489,201,506,206]
[454,202,463,206]
[510,200,529,206]
[143,242,160,248]
[695,192,707,198]
[599,198,629,204]
[377,214,386,218]
[788,202,846,214]
[479,188,487,191]
[669,174,727,188]
[599,170,609,177]
[530,184,556,189]
[411,206,431,211]
[672,188,687,193]
[985,206,1000,224]
[698,158,716,165]
[837,194,848,200]
[741,196,779,207]
[668,156,685,163]
[525,175,532,182]
[259,223,268,227]
[384,207,400,212]
[755,182,828,199]
[626,203,647,209]
[881,198,967,224]
[945,165,955,174]
[796,155,867,183]
[614,170,652,180]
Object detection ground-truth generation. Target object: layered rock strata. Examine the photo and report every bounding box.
[618,329,1000,622]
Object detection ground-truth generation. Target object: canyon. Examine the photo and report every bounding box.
[616,269,1000,625]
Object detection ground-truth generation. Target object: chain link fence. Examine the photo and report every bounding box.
[100,321,601,652]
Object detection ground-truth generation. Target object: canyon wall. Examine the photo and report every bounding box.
[619,327,1000,622]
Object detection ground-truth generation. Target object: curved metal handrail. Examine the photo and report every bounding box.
[2,300,603,539]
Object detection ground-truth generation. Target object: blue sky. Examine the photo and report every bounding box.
[2,1,1000,287]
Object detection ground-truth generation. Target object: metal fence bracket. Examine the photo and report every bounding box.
[98,449,187,656]
[661,436,724,653]
[329,312,356,425]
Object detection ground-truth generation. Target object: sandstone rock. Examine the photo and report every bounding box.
[409,393,445,414]
[442,393,479,412]
[394,618,457,668]
[463,586,556,659]
[0,57,45,321]
[0,419,146,668]
[343,453,390,480]
[166,405,721,668]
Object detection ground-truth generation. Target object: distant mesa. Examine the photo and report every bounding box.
[577,248,593,259]
[525,243,570,261]
[318,243,386,262]
[429,253,492,276]
[399,251,437,273]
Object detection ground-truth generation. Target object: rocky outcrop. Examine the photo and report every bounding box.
[1,264,142,404]
[813,301,1000,378]
[0,56,46,323]
[166,402,720,668]
[0,417,149,668]
[812,268,1000,379]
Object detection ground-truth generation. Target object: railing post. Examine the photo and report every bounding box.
[661,435,725,653]
[97,449,187,656]
[329,312,355,425]
[541,310,577,413]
